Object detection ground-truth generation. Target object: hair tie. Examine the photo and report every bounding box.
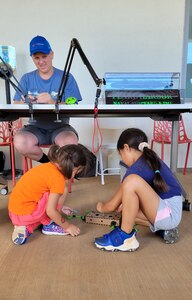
[155,170,160,174]
[138,142,150,152]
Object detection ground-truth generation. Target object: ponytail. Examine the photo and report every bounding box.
[117,128,168,193]
[142,147,168,193]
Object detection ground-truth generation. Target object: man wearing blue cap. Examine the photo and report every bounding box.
[14,36,82,163]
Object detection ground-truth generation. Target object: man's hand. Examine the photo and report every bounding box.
[35,92,54,104]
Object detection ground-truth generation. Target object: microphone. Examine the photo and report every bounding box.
[0,56,13,79]
[0,63,12,79]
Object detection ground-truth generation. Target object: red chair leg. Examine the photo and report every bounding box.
[23,157,29,173]
[29,159,33,169]
[23,157,33,174]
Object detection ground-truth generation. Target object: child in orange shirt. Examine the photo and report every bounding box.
[8,144,86,245]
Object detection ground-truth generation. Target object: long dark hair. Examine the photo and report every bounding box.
[48,144,86,179]
[117,128,168,192]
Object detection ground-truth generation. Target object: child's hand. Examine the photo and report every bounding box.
[96,202,105,212]
[62,206,77,216]
[65,224,80,237]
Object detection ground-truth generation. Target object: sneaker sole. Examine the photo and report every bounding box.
[95,239,139,252]
[12,226,28,245]
[13,234,27,245]
[164,228,179,244]
[42,229,69,236]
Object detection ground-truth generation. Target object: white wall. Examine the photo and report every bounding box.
[0,0,191,170]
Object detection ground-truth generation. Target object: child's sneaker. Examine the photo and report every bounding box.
[42,222,69,236]
[12,225,30,245]
[156,227,179,244]
[95,227,139,252]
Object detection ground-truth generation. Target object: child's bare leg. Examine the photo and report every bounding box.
[135,212,149,226]
[120,174,159,234]
[135,210,148,225]
[97,186,123,212]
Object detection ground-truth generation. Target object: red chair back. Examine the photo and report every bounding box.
[153,121,172,143]
[0,119,22,143]
[152,116,189,144]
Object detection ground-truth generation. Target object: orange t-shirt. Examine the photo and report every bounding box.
[9,162,66,215]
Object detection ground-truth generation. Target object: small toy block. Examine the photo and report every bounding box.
[85,211,121,226]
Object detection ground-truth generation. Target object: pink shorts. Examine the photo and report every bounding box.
[9,192,51,233]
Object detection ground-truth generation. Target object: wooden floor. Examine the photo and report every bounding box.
[0,172,192,300]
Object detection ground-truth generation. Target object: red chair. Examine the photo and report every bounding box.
[151,116,192,175]
[23,145,73,193]
[0,119,22,186]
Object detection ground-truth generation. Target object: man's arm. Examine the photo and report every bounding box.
[13,74,28,103]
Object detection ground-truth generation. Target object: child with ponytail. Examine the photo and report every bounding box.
[95,128,182,252]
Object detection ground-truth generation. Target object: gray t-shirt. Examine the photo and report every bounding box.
[14,67,82,129]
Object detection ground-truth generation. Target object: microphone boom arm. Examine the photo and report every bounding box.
[57,38,105,103]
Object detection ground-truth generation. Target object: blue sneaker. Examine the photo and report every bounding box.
[42,222,69,236]
[12,226,30,245]
[95,227,139,252]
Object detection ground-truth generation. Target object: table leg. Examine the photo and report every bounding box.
[171,120,191,211]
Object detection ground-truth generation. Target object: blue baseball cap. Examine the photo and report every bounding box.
[30,36,52,56]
